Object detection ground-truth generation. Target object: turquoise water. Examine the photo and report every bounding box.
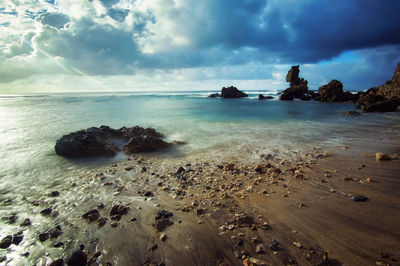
[0,90,399,264]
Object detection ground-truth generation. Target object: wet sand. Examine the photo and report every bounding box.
[1,132,400,266]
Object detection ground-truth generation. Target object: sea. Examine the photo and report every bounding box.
[0,90,399,265]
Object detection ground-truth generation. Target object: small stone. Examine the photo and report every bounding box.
[251,236,260,243]
[97,217,107,226]
[256,244,266,254]
[38,232,49,242]
[329,188,336,193]
[155,219,174,231]
[251,224,257,230]
[20,218,31,226]
[6,214,18,224]
[269,239,279,251]
[0,256,6,263]
[144,191,153,197]
[159,233,167,241]
[49,225,62,238]
[260,222,270,230]
[124,166,133,171]
[40,208,52,216]
[82,209,100,221]
[176,167,185,175]
[110,221,118,227]
[12,232,24,245]
[351,195,369,202]
[50,191,60,197]
[298,203,305,208]
[292,241,302,248]
[149,244,158,251]
[0,235,13,249]
[54,242,64,248]
[376,153,391,161]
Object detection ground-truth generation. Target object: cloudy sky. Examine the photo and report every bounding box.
[1,0,400,93]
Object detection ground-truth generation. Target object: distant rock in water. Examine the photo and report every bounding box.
[220,86,248,98]
[279,65,309,100]
[318,80,358,102]
[357,62,400,112]
[258,94,273,100]
[208,93,219,98]
[55,125,171,157]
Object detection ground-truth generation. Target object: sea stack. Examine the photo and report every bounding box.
[279,65,309,100]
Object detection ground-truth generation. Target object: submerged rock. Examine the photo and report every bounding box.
[67,249,87,266]
[208,93,220,98]
[55,125,171,157]
[258,94,273,100]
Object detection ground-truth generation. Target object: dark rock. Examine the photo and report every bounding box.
[55,125,169,157]
[269,239,279,251]
[87,251,102,265]
[351,195,369,202]
[279,89,294,100]
[49,259,64,266]
[148,244,158,251]
[54,242,64,248]
[97,217,107,226]
[82,209,99,221]
[144,191,153,197]
[110,205,128,216]
[40,208,52,216]
[343,110,361,116]
[155,219,174,231]
[0,256,6,263]
[256,244,266,254]
[208,93,220,98]
[38,232,49,242]
[12,232,23,245]
[49,225,63,238]
[155,210,173,220]
[141,166,147,172]
[176,166,185,175]
[300,94,311,101]
[50,191,60,197]
[0,235,12,249]
[20,218,31,226]
[110,214,121,221]
[362,100,398,112]
[124,135,171,153]
[305,248,330,266]
[220,86,248,98]
[67,250,87,266]
[318,80,344,102]
[258,94,273,100]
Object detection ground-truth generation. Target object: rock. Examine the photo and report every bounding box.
[233,213,254,225]
[110,221,118,227]
[67,250,87,266]
[144,191,153,197]
[176,166,185,175]
[49,259,64,266]
[208,93,220,98]
[0,235,12,249]
[87,251,102,265]
[256,244,266,254]
[292,241,302,248]
[351,195,369,202]
[0,256,6,263]
[20,218,31,226]
[376,153,391,161]
[343,110,361,116]
[50,191,60,197]
[279,89,294,101]
[357,62,400,112]
[220,86,248,98]
[124,135,171,153]
[55,125,169,157]
[280,65,309,100]
[149,244,158,251]
[54,242,64,248]
[319,80,344,102]
[12,232,23,245]
[155,210,173,220]
[159,233,167,241]
[38,232,49,242]
[97,217,107,226]
[258,94,273,100]
[155,219,174,231]
[269,239,279,251]
[82,209,100,221]
[110,205,128,216]
[40,208,52,216]
[362,100,398,112]
[224,163,235,171]
[305,248,330,265]
[49,225,63,238]
[6,214,17,224]
[254,165,265,174]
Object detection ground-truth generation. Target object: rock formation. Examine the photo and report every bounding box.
[55,125,171,157]
[258,94,273,100]
[220,86,248,98]
[357,62,400,112]
[317,80,359,102]
[279,65,309,100]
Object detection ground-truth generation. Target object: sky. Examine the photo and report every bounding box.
[0,0,400,93]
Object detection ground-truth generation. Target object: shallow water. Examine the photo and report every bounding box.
[0,90,399,264]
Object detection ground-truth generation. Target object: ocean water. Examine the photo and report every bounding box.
[0,90,399,264]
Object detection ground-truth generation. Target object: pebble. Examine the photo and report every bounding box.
[0,235,12,249]
[159,233,167,241]
[292,241,302,248]
[351,195,369,202]
[110,221,118,227]
[38,232,49,242]
[40,208,52,216]
[20,218,31,226]
[376,153,391,161]
[256,244,266,254]
[149,244,158,251]
[12,232,24,245]
[49,191,60,197]
[82,209,100,221]
[269,239,279,251]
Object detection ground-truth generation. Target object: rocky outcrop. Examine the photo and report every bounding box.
[280,65,308,100]
[357,62,400,112]
[220,86,248,98]
[208,93,219,98]
[318,80,358,102]
[55,125,170,157]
